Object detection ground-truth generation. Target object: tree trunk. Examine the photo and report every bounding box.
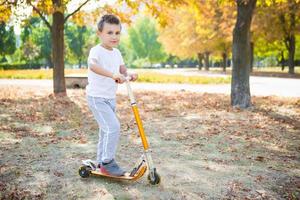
[222,52,227,72]
[250,42,254,72]
[280,51,285,71]
[52,11,66,95]
[288,0,296,74]
[231,0,256,108]
[279,1,296,75]
[197,53,203,70]
[287,35,295,74]
[204,52,210,71]
[79,58,82,69]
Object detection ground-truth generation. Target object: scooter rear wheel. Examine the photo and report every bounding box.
[79,166,91,178]
[147,169,160,185]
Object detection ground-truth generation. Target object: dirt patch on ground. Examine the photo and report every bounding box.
[0,86,299,199]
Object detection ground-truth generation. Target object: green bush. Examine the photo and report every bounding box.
[0,63,43,70]
[131,58,151,68]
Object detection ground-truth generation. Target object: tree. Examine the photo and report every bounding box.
[32,26,52,67]
[21,17,40,42]
[254,0,300,74]
[231,0,257,108]
[126,17,167,67]
[65,23,91,68]
[279,0,299,74]
[0,22,16,62]
[254,36,287,69]
[157,1,235,71]
[157,4,215,70]
[213,4,235,72]
[22,38,39,67]
[21,17,52,67]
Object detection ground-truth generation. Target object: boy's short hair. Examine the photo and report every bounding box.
[97,14,121,32]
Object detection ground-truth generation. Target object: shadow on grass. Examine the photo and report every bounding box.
[254,107,300,130]
[0,94,96,199]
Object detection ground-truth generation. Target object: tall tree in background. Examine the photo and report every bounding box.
[157,4,216,70]
[231,0,256,108]
[157,1,235,71]
[21,17,40,42]
[65,23,90,68]
[0,22,16,62]
[126,17,167,67]
[32,26,52,67]
[22,37,39,67]
[279,0,299,74]
[254,0,300,74]
[21,17,52,67]
[213,3,235,72]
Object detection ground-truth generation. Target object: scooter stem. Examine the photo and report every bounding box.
[125,80,149,150]
[125,78,158,183]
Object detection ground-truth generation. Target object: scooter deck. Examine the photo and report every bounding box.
[90,165,147,181]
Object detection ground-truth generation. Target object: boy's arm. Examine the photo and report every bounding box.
[90,63,114,78]
[120,65,128,76]
[90,59,125,82]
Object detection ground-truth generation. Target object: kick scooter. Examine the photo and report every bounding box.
[79,77,161,185]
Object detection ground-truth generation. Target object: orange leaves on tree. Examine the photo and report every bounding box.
[157,1,235,59]
[0,4,12,23]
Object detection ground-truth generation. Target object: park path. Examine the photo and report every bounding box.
[1,75,299,97]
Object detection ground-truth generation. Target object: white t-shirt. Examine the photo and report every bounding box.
[86,44,125,98]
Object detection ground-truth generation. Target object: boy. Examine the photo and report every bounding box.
[86,14,138,176]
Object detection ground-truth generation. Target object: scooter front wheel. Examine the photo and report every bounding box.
[147,169,161,185]
[79,166,91,178]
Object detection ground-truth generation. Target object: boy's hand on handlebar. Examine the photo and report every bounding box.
[112,73,126,84]
[129,73,138,81]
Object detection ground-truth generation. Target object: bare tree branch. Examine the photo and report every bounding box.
[28,1,52,30]
[64,0,90,24]
[0,0,15,6]
[0,0,7,6]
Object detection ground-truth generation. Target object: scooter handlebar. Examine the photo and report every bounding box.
[124,76,136,103]
[125,76,131,82]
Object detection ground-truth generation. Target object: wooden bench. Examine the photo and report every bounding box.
[65,74,87,89]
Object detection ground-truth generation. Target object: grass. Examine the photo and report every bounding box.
[137,72,230,84]
[0,69,87,79]
[209,66,300,73]
[0,69,53,79]
[0,69,231,84]
[253,66,300,73]
[0,87,299,199]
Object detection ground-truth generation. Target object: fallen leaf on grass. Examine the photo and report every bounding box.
[53,171,64,177]
[255,156,265,162]
[255,175,264,182]
[79,138,87,144]
[256,190,267,197]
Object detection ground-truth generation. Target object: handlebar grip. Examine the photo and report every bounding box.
[125,76,131,81]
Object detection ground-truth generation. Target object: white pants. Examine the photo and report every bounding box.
[87,96,120,164]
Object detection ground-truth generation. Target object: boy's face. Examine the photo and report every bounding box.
[98,22,121,49]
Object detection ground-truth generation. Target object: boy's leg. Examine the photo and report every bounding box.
[87,97,104,164]
[87,96,120,164]
[96,129,104,165]
[101,98,120,163]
